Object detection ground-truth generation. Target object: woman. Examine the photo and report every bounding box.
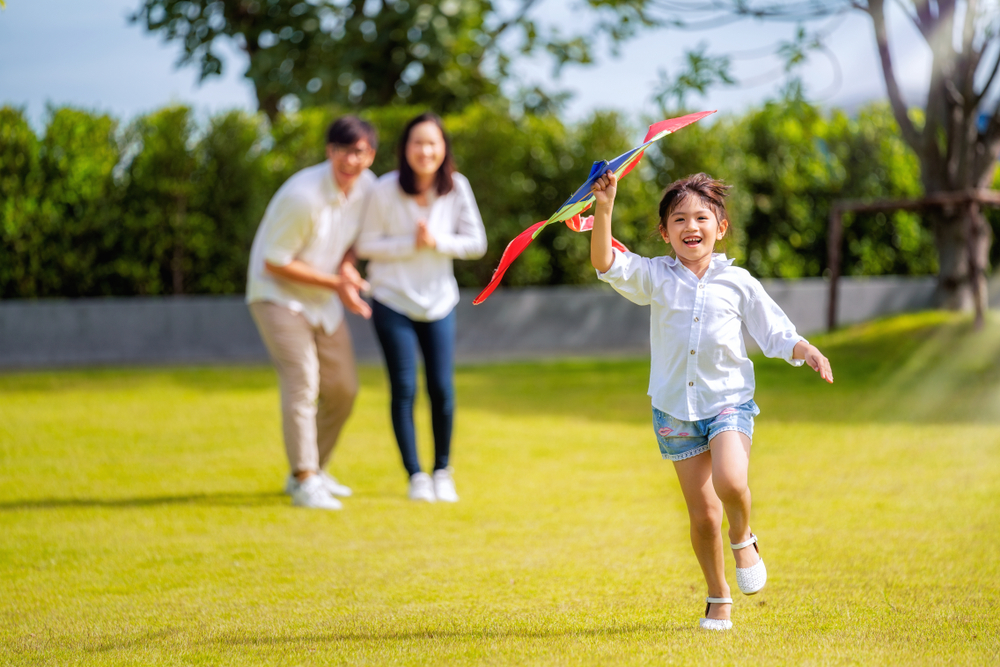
[357,112,487,502]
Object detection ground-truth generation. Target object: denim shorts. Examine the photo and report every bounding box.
[652,399,760,461]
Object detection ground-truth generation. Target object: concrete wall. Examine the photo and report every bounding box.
[1,276,997,369]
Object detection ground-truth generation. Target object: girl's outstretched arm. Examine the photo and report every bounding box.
[793,340,834,383]
[590,170,617,273]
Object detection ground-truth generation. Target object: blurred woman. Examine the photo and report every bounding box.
[357,112,487,502]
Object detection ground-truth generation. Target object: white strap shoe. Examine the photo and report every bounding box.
[732,533,767,595]
[698,597,733,631]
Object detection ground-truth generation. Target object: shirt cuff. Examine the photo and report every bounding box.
[786,336,806,366]
[595,248,626,282]
[263,250,295,267]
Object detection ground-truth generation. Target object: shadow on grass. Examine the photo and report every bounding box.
[204,621,692,646]
[0,491,284,511]
[88,628,180,653]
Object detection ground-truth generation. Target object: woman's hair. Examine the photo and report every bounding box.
[397,112,455,196]
[326,116,378,150]
[657,173,731,234]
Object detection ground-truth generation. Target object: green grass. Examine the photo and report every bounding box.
[1,311,998,665]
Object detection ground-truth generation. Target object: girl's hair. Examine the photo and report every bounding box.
[657,173,731,233]
[397,112,455,196]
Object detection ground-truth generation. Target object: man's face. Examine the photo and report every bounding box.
[327,138,375,191]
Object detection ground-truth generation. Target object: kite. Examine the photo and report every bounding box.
[472,110,716,305]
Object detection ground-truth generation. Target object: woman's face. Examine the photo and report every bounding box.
[405,121,446,179]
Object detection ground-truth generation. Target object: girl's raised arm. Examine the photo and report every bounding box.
[590,170,618,273]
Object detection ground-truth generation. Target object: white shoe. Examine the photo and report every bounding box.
[317,470,352,497]
[284,471,352,498]
[732,533,767,595]
[408,472,435,502]
[290,475,343,510]
[432,468,459,502]
[698,597,733,631]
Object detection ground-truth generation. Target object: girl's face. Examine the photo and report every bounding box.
[405,121,446,179]
[660,194,729,267]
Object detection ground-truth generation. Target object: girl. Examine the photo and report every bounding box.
[589,171,833,630]
[357,113,487,503]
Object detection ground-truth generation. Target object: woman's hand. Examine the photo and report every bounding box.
[794,341,833,383]
[415,219,437,249]
[591,170,617,207]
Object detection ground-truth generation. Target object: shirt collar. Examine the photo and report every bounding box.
[321,160,348,204]
[663,253,734,273]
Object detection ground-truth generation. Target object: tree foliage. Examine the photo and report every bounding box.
[130,0,601,119]
[2,97,974,299]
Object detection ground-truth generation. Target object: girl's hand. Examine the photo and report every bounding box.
[591,170,617,206]
[795,342,834,383]
[415,219,437,249]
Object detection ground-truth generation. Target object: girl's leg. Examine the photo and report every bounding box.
[708,430,759,569]
[672,452,731,620]
[414,310,456,472]
[372,301,422,477]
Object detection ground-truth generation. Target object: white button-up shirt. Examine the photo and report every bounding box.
[246,161,376,334]
[598,250,805,420]
[357,171,487,322]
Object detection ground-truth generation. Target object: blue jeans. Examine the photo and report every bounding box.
[372,300,456,477]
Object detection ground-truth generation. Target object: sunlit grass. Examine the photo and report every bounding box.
[0,311,997,665]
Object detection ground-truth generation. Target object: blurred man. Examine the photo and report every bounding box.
[246,116,377,509]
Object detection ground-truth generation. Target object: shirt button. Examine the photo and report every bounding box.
[690,350,695,355]
[698,284,705,289]
[688,382,694,387]
[694,317,699,322]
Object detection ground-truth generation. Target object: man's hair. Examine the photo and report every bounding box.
[658,173,731,232]
[326,116,378,150]
[397,112,455,196]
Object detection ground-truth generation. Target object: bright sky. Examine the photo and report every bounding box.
[0,0,931,130]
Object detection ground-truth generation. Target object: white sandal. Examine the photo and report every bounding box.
[732,533,767,595]
[698,597,733,631]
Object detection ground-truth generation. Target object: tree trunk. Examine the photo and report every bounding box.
[258,90,281,123]
[172,198,186,296]
[929,206,989,312]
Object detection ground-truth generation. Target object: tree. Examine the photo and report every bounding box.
[130,0,596,120]
[612,0,1000,311]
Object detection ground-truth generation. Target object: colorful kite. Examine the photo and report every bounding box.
[472,110,716,305]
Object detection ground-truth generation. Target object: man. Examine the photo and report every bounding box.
[246,116,377,509]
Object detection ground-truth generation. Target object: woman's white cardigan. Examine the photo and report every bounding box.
[357,171,487,322]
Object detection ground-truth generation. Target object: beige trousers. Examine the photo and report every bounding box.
[249,301,358,474]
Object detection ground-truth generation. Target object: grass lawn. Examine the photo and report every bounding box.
[1,311,998,666]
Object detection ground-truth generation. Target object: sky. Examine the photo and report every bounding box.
[0,0,932,130]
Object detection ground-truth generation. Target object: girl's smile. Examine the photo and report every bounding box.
[661,195,729,277]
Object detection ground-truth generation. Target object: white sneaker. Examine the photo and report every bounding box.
[284,471,352,498]
[408,472,435,502]
[432,469,459,502]
[290,475,343,510]
[317,470,352,497]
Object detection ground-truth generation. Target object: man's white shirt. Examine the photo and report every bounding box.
[598,250,805,420]
[246,161,376,334]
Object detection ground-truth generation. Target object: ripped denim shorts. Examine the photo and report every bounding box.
[652,399,760,461]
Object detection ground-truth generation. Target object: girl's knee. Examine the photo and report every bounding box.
[713,474,749,504]
[689,506,723,536]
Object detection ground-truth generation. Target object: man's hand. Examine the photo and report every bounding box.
[336,259,372,319]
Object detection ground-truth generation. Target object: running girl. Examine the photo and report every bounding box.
[589,171,833,631]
